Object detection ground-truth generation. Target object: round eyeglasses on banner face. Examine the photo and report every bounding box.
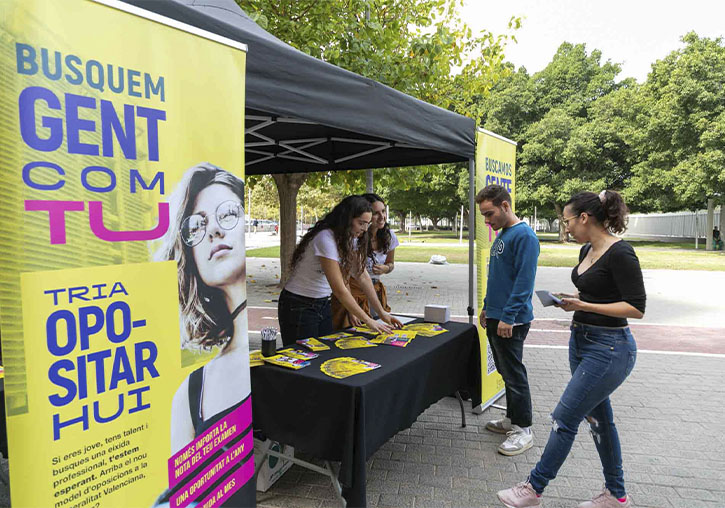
[181,200,243,247]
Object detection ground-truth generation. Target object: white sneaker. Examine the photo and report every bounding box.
[486,416,513,434]
[498,425,533,456]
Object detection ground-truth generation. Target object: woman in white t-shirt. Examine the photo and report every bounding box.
[279,195,402,345]
[332,193,399,328]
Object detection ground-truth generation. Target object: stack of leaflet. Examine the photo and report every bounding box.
[296,337,330,351]
[249,350,264,367]
[263,354,311,369]
[320,357,381,379]
[370,329,418,347]
[319,331,355,341]
[348,325,375,335]
[278,348,319,360]
[335,337,378,349]
[402,322,447,337]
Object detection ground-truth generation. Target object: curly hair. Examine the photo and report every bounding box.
[362,193,391,255]
[290,195,372,280]
[155,163,245,350]
[564,190,629,234]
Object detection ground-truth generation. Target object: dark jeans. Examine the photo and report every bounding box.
[486,319,532,427]
[278,289,333,346]
[529,322,637,498]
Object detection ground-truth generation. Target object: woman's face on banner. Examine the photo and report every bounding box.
[371,201,386,230]
[191,184,246,288]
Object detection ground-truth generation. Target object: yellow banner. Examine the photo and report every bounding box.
[474,129,517,408]
[1,0,251,506]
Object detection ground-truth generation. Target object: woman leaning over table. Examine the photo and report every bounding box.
[278,195,402,346]
[497,190,645,508]
[332,193,399,329]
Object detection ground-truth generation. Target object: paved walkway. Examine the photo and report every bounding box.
[247,257,725,507]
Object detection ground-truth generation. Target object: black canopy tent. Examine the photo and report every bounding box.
[122,0,475,173]
[122,0,479,322]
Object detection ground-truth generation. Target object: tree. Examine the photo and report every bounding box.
[246,174,279,220]
[238,0,518,280]
[385,164,466,230]
[482,42,632,239]
[626,32,725,213]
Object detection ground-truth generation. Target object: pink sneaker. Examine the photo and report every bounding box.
[578,487,631,507]
[497,481,541,507]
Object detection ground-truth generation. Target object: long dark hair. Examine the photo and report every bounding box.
[290,195,372,279]
[564,190,629,234]
[362,193,391,255]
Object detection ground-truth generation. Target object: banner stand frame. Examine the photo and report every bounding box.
[467,157,475,326]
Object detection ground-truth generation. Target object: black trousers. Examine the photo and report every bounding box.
[278,289,333,346]
[486,319,533,427]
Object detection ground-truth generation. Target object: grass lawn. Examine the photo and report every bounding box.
[247,243,725,271]
[400,230,705,250]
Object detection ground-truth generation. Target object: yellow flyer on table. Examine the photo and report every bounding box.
[263,355,310,370]
[250,350,265,367]
[319,331,354,340]
[370,335,412,347]
[277,348,319,360]
[296,338,330,351]
[320,358,381,379]
[335,337,378,350]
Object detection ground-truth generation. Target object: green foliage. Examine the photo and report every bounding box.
[481,33,725,218]
[626,32,725,212]
[385,164,466,226]
[245,174,279,219]
[238,0,520,202]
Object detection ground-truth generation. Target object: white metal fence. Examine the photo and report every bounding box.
[624,208,722,239]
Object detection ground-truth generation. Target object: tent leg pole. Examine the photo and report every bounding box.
[468,158,475,325]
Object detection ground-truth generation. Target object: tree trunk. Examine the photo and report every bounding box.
[555,203,568,242]
[365,168,373,193]
[397,211,406,233]
[272,172,308,285]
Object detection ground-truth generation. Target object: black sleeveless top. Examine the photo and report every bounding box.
[185,366,256,507]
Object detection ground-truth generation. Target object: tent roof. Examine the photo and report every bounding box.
[121,0,476,175]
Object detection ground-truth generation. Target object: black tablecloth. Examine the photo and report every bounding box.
[250,320,481,507]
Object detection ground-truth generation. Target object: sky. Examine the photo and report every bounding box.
[460,0,725,82]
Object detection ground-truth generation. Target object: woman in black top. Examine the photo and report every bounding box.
[156,164,254,507]
[497,190,645,508]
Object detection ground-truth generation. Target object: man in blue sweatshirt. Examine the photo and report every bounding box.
[477,184,539,456]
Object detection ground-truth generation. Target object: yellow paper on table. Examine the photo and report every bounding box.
[319,331,354,340]
[335,337,378,350]
[404,323,447,336]
[348,325,375,334]
[369,335,412,347]
[277,348,319,360]
[390,330,418,339]
[296,338,330,351]
[320,357,381,379]
[263,355,310,370]
[415,329,447,337]
[250,350,265,367]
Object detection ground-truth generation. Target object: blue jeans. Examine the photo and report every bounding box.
[278,289,333,346]
[529,322,637,498]
[487,320,533,427]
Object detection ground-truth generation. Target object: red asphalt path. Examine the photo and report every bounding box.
[248,307,725,355]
